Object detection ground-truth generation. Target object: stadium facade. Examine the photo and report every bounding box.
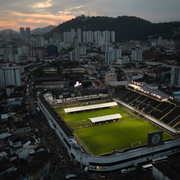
[38,88,180,172]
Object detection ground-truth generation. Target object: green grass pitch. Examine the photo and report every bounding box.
[75,120,171,155]
[56,103,172,155]
[57,106,136,128]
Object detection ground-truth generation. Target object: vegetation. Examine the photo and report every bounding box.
[44,16,180,41]
[33,67,44,77]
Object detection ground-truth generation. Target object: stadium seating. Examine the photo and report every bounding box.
[128,93,141,105]
[166,107,180,126]
[150,104,175,120]
[121,90,135,103]
[161,107,178,124]
[156,102,170,111]
[116,88,180,130]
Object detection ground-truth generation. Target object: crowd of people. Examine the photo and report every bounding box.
[36,112,82,179]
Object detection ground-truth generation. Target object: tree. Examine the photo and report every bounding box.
[33,67,44,77]
[82,81,92,88]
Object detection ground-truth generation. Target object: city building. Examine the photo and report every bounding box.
[77,28,82,42]
[86,31,93,43]
[83,31,86,43]
[105,47,122,63]
[47,45,58,56]
[0,63,21,89]
[63,32,71,42]
[20,27,25,41]
[75,46,86,55]
[105,68,117,85]
[20,27,31,41]
[70,28,75,43]
[111,31,115,42]
[70,50,80,62]
[25,27,31,41]
[170,66,180,87]
[94,31,102,43]
[132,48,142,61]
[103,31,110,42]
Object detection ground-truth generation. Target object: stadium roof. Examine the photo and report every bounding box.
[128,83,169,100]
[89,114,122,123]
[109,81,130,87]
[145,115,177,134]
[64,102,118,113]
[51,88,108,99]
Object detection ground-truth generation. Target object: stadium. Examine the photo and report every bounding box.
[38,83,180,171]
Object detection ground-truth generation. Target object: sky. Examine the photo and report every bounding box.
[0,0,180,31]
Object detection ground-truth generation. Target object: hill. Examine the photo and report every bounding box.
[44,16,180,41]
[31,25,56,35]
[0,29,18,34]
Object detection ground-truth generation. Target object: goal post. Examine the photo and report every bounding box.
[131,141,142,148]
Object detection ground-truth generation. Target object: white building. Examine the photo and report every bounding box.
[36,36,46,46]
[17,45,29,56]
[105,48,122,63]
[105,69,117,85]
[75,46,86,55]
[0,64,21,89]
[111,31,115,42]
[117,56,130,65]
[70,29,75,43]
[83,31,86,43]
[170,66,180,87]
[103,31,110,42]
[70,50,80,62]
[94,31,102,43]
[151,41,157,47]
[0,47,11,55]
[77,28,81,42]
[86,31,93,43]
[157,37,163,46]
[8,53,14,62]
[63,32,71,42]
[15,54,21,64]
[132,49,142,61]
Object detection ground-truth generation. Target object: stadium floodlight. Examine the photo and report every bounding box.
[74,81,82,88]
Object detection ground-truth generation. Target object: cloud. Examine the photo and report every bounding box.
[0,0,180,31]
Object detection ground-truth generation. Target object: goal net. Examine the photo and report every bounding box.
[131,141,142,148]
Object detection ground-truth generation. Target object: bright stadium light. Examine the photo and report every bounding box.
[74,81,82,88]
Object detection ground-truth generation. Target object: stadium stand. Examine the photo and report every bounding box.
[120,90,133,100]
[151,104,175,120]
[156,102,170,111]
[115,87,180,130]
[169,108,180,127]
[115,88,130,99]
[128,93,141,105]
[161,107,179,124]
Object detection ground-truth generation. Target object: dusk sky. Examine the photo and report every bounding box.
[0,0,180,31]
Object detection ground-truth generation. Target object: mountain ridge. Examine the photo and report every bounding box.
[31,25,56,35]
[44,15,180,41]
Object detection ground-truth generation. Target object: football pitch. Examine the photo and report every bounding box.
[56,103,172,155]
